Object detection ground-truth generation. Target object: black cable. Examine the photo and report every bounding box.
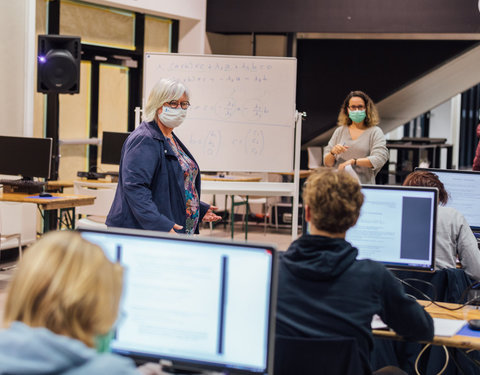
[397,278,480,311]
[402,277,438,301]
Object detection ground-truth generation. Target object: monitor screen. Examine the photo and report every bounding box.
[416,168,480,231]
[79,228,277,375]
[345,185,437,272]
[101,131,130,165]
[0,135,52,179]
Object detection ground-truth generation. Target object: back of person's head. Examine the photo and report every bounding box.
[337,90,380,127]
[303,168,364,234]
[143,78,191,122]
[403,170,448,205]
[3,230,124,348]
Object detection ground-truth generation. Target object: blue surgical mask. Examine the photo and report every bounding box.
[349,110,366,123]
[158,106,187,128]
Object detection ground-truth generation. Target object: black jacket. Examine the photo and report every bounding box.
[276,234,434,373]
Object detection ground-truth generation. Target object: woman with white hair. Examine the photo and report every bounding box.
[107,78,220,234]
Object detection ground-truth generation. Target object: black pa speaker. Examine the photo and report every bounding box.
[37,35,81,94]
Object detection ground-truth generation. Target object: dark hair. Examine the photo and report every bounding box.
[337,90,380,127]
[403,171,449,205]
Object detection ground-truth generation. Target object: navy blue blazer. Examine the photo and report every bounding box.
[106,120,209,233]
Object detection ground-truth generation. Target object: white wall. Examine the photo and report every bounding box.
[429,95,461,169]
[0,0,36,136]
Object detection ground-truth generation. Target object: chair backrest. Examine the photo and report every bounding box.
[73,181,117,217]
[393,268,474,304]
[0,202,36,248]
[274,335,365,375]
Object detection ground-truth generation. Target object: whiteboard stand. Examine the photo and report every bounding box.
[291,110,303,240]
[134,107,142,128]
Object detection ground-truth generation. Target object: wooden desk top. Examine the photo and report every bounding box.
[373,300,480,350]
[272,170,313,179]
[46,180,74,189]
[201,175,262,182]
[0,192,95,210]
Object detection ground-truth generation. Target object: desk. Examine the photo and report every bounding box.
[201,175,262,183]
[373,300,480,350]
[45,180,74,192]
[0,192,95,232]
[201,181,297,240]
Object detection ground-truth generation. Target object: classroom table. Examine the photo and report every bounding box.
[201,181,297,240]
[0,192,95,232]
[373,300,480,350]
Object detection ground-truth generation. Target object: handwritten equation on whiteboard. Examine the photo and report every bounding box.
[188,129,264,158]
[144,54,296,172]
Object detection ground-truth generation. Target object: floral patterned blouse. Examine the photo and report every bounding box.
[167,137,200,234]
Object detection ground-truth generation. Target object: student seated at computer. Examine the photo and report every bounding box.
[403,170,480,281]
[0,231,161,375]
[276,169,434,375]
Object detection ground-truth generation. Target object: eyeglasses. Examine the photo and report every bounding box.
[348,105,365,111]
[166,100,191,110]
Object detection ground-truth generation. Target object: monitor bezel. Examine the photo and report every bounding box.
[0,135,52,179]
[100,131,130,165]
[353,184,438,273]
[78,227,278,375]
[415,167,480,231]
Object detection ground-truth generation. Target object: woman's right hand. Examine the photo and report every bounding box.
[169,223,183,234]
[331,143,349,156]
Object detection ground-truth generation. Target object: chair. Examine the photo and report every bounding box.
[231,195,271,238]
[0,202,23,271]
[372,268,478,375]
[274,335,366,375]
[73,181,117,229]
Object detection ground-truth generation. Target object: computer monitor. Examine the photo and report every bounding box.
[101,131,130,165]
[345,185,437,272]
[416,168,480,231]
[0,135,52,179]
[79,228,277,375]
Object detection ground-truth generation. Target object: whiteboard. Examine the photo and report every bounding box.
[143,53,297,172]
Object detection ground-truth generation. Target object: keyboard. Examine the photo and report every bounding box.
[0,179,45,194]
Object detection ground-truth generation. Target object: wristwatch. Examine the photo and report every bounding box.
[353,158,357,166]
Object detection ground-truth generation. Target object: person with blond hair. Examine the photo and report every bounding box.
[324,90,389,184]
[276,169,433,375]
[107,78,220,234]
[403,170,480,280]
[0,231,159,374]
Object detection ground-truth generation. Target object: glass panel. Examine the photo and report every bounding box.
[145,15,172,53]
[98,64,129,173]
[60,0,135,50]
[58,61,91,182]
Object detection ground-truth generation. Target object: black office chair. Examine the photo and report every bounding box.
[372,268,479,375]
[274,335,366,375]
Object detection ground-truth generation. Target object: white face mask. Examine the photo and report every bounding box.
[158,106,187,128]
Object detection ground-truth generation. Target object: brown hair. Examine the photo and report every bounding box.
[3,231,124,348]
[303,168,364,234]
[337,90,380,127]
[403,171,449,205]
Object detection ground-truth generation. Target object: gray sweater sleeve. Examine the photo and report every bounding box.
[455,213,480,281]
[367,127,389,173]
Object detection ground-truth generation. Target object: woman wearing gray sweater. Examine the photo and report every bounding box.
[324,90,389,184]
[404,170,480,281]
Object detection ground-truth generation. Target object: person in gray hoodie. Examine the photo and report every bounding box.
[276,168,434,375]
[0,231,160,375]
